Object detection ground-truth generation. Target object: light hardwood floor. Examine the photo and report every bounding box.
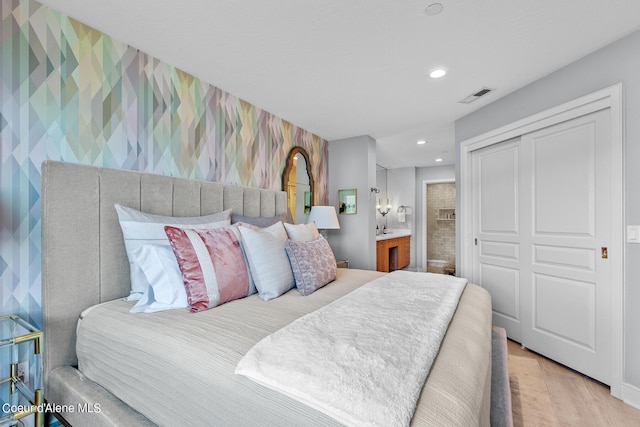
[507,339,640,426]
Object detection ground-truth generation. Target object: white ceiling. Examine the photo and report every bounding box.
[38,0,640,169]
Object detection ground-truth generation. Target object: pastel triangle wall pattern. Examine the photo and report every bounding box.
[0,0,329,327]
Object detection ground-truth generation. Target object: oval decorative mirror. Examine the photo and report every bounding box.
[282,147,314,223]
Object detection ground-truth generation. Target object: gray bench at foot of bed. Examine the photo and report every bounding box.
[491,326,514,427]
[48,367,157,427]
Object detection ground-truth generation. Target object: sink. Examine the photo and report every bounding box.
[376,229,411,240]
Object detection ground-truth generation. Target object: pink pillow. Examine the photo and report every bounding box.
[164,226,250,312]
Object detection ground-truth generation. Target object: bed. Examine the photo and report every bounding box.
[41,160,493,426]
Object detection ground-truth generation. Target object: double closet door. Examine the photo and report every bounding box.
[471,109,611,385]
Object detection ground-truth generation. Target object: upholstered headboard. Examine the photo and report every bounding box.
[41,161,287,387]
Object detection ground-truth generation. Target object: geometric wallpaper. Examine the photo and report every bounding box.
[0,0,328,328]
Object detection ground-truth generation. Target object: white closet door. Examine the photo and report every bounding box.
[521,109,611,384]
[472,138,522,341]
[472,109,611,384]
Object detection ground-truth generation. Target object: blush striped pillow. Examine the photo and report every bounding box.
[164,226,250,312]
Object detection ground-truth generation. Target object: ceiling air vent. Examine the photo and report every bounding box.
[458,87,495,104]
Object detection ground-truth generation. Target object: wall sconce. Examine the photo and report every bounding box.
[377,198,391,216]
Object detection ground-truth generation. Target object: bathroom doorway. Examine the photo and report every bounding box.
[424,181,456,275]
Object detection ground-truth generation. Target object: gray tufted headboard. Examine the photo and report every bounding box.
[41,161,287,388]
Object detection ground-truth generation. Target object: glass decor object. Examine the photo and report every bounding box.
[0,315,44,427]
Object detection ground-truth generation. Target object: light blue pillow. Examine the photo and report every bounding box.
[238,222,294,301]
[129,245,189,313]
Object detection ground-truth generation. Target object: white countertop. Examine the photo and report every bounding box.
[376,228,411,241]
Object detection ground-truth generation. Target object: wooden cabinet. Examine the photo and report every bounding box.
[376,236,410,272]
[376,241,388,272]
[399,236,410,268]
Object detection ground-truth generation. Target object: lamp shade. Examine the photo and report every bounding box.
[307,206,340,229]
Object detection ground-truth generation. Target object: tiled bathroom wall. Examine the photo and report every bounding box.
[426,183,456,271]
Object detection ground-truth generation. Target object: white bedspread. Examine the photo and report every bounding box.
[235,270,467,427]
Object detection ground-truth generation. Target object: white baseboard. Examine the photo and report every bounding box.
[622,383,640,410]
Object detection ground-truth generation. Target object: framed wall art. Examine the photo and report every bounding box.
[338,189,357,214]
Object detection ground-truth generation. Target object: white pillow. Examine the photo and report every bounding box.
[115,204,231,300]
[129,245,189,313]
[283,222,320,241]
[238,221,294,301]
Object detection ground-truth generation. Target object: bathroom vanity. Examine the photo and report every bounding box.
[376,230,411,272]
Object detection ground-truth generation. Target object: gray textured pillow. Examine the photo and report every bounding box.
[231,213,286,228]
[285,236,337,296]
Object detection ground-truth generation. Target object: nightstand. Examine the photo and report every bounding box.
[0,316,44,427]
[336,259,349,268]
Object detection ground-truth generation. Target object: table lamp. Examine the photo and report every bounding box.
[307,206,340,238]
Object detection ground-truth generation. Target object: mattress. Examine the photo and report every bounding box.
[75,268,492,426]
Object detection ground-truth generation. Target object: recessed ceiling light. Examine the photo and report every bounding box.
[417,140,427,145]
[435,158,443,162]
[430,68,447,79]
[425,3,444,16]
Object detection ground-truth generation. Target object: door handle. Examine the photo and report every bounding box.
[602,247,608,259]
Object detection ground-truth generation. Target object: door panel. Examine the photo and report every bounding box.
[480,264,520,321]
[479,146,519,234]
[534,122,596,236]
[472,139,521,340]
[523,109,611,384]
[533,273,595,349]
[533,245,595,271]
[481,241,519,260]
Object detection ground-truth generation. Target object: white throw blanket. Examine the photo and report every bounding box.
[235,270,467,427]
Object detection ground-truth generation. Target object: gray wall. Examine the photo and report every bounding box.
[455,29,640,392]
[328,136,377,270]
